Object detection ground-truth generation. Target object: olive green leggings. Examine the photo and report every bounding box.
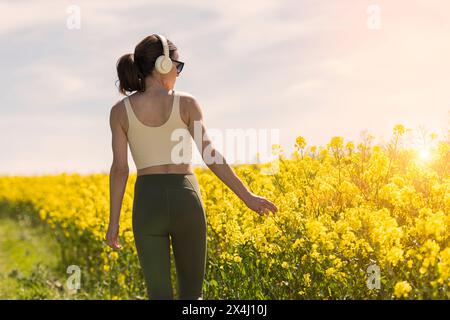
[131,173,207,300]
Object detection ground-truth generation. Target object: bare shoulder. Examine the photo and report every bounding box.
[177,91,203,120]
[177,90,197,105]
[109,98,127,129]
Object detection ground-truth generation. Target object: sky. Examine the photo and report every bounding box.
[0,0,449,175]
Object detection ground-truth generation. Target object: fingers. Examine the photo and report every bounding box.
[109,240,121,250]
[257,205,276,216]
[252,196,278,216]
[112,241,122,250]
[106,237,114,248]
[265,201,278,214]
[106,232,122,250]
[261,198,278,214]
[256,208,265,216]
[110,237,121,249]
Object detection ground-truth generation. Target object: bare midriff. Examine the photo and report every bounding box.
[137,163,194,176]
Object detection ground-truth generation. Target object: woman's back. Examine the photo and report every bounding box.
[125,89,178,128]
[123,89,193,174]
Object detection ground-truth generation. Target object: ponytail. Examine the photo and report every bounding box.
[116,53,145,95]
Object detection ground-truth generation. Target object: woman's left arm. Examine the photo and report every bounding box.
[106,101,129,250]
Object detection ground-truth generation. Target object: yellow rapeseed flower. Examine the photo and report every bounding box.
[233,255,242,263]
[0,131,448,299]
[110,251,119,261]
[394,281,412,298]
[118,274,126,286]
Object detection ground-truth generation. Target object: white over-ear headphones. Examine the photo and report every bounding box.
[153,33,173,74]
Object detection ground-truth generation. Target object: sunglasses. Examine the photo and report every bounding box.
[172,59,184,75]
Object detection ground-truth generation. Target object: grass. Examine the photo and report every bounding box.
[0,211,74,299]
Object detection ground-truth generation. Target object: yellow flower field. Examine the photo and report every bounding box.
[0,125,448,299]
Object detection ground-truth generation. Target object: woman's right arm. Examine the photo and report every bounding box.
[106,101,129,250]
[185,95,278,216]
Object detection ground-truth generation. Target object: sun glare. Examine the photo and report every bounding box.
[419,148,430,160]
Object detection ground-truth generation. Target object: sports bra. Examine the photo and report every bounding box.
[123,90,193,170]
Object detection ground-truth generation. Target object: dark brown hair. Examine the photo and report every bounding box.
[116,34,178,95]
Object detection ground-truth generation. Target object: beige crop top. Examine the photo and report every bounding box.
[124,90,193,170]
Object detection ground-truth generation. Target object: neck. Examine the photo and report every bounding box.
[144,75,171,93]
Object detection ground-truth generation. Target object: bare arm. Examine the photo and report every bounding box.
[106,101,129,249]
[185,95,278,216]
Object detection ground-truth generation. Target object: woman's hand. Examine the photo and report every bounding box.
[106,222,122,250]
[243,192,278,216]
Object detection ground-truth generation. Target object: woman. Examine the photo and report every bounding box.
[106,34,278,300]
